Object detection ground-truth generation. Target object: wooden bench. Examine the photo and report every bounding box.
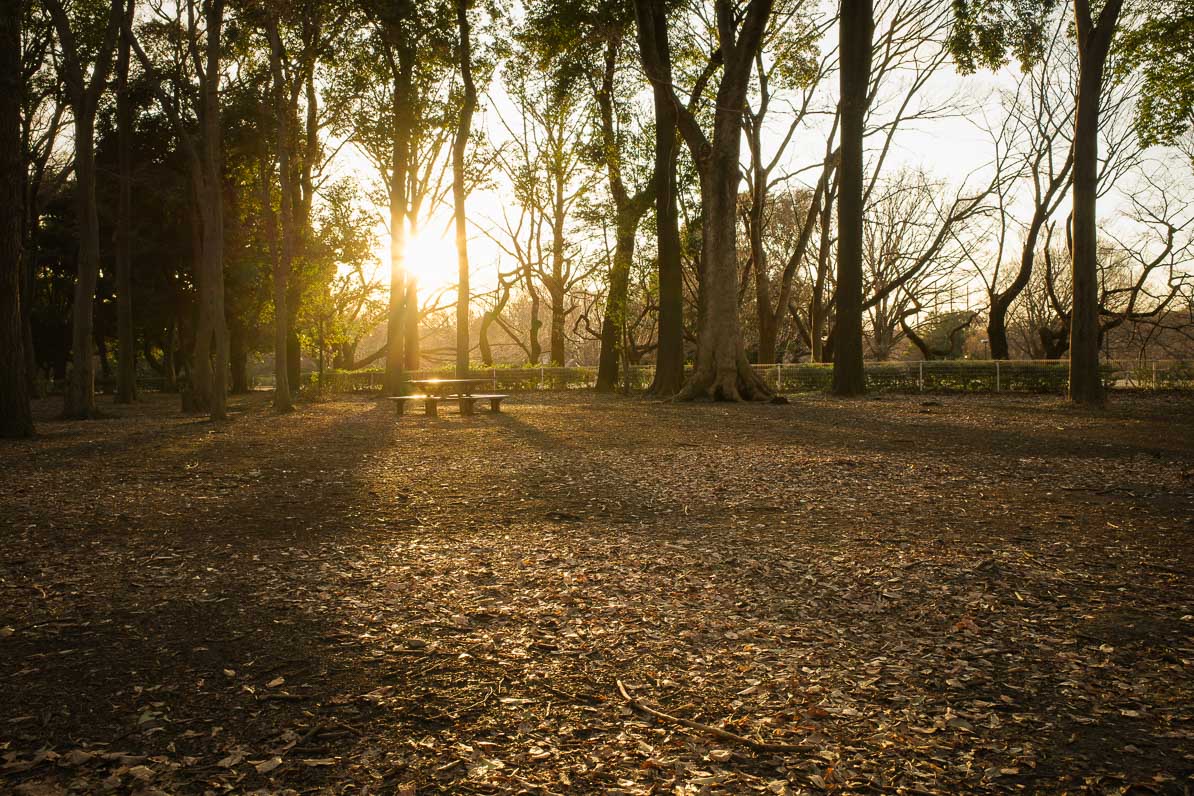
[459,394,508,414]
[387,393,508,417]
[388,395,439,416]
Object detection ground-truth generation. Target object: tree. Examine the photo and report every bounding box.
[114,0,135,403]
[950,0,1124,404]
[2,0,34,437]
[635,0,775,400]
[265,11,294,412]
[45,0,123,418]
[982,20,1074,360]
[129,0,231,419]
[1115,3,1194,149]
[832,0,873,396]
[495,61,601,366]
[453,0,477,377]
[632,0,684,396]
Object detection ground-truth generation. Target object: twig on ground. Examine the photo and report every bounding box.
[615,680,812,754]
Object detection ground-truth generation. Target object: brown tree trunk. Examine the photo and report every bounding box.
[64,117,101,417]
[181,0,229,421]
[229,319,249,393]
[596,218,638,391]
[47,0,122,419]
[114,0,136,404]
[404,275,419,370]
[384,65,412,395]
[287,330,301,391]
[680,150,770,400]
[1069,0,1121,406]
[1,0,32,436]
[832,0,872,397]
[266,14,293,411]
[650,94,684,396]
[645,0,772,401]
[453,0,477,378]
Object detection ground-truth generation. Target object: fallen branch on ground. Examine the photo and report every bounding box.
[615,680,811,754]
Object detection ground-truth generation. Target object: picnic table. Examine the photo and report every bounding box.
[387,378,508,418]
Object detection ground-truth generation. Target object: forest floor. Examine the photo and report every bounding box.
[1,390,1193,795]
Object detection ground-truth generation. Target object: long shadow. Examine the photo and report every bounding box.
[0,394,471,792]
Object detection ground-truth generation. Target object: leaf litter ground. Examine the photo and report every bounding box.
[1,391,1192,795]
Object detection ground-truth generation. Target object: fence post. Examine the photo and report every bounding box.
[918,360,924,392]
[540,366,545,389]
[995,360,1001,392]
[1152,361,1157,389]
[492,367,497,390]
[775,362,781,390]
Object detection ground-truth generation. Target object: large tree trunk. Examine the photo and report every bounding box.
[1069,0,1121,406]
[114,0,136,404]
[453,0,477,378]
[266,15,293,411]
[183,0,229,421]
[384,69,411,395]
[596,218,637,391]
[594,35,652,393]
[634,0,686,397]
[47,0,122,418]
[680,156,770,400]
[1,0,32,436]
[831,0,872,396]
[673,0,773,401]
[64,117,101,417]
[649,93,684,396]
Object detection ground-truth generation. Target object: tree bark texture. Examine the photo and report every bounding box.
[1,0,33,436]
[453,0,477,378]
[115,0,136,403]
[832,0,872,397]
[1069,0,1122,406]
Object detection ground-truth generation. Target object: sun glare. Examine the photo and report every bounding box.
[402,227,458,295]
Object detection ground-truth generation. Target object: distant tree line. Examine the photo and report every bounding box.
[2,0,1193,436]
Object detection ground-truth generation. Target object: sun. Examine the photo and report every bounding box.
[402,226,458,294]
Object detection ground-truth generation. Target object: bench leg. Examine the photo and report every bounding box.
[489,398,503,412]
[460,397,475,416]
[395,399,405,416]
[425,399,438,417]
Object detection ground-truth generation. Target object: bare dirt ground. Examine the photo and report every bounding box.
[2,390,1193,795]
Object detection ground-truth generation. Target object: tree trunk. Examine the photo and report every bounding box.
[115,0,136,404]
[384,66,411,395]
[1069,0,1121,406]
[635,0,686,397]
[832,0,872,397]
[649,93,684,396]
[287,330,301,392]
[679,153,771,400]
[596,218,637,391]
[453,0,477,378]
[266,15,293,411]
[0,0,32,436]
[526,265,542,364]
[194,0,228,420]
[404,275,419,369]
[47,0,121,418]
[673,0,774,402]
[229,319,249,393]
[63,116,102,418]
[478,313,493,366]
